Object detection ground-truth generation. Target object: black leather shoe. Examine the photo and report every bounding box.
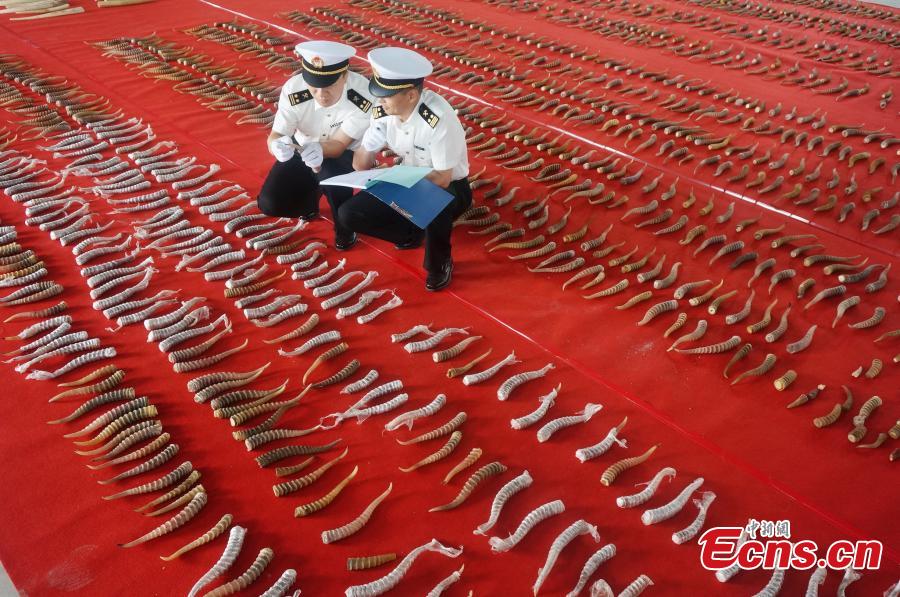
[334,232,357,251]
[394,235,423,250]
[425,261,453,291]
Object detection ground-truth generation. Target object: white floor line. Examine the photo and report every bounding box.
[0,560,19,597]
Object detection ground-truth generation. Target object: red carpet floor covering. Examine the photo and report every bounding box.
[0,0,897,595]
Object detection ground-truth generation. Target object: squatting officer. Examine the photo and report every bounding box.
[258,40,375,247]
[337,47,471,291]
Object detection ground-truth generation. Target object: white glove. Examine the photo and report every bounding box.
[268,135,295,162]
[300,141,324,170]
[361,122,387,153]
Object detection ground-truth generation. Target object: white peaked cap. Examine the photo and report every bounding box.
[294,40,356,67]
[367,47,433,80]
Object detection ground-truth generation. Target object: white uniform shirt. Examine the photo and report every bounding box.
[377,89,469,180]
[272,71,374,149]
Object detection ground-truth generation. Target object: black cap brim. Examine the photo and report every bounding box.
[302,70,341,88]
[300,58,349,88]
[368,77,401,98]
[368,76,424,98]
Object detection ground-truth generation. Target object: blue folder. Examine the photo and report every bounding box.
[364,179,454,229]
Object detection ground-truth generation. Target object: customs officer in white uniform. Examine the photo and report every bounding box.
[340,47,471,291]
[258,41,375,246]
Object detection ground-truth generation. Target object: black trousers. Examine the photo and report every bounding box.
[335,178,473,273]
[257,150,355,236]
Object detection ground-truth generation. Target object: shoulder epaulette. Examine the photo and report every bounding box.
[418,103,439,128]
[288,90,313,106]
[347,88,372,113]
[372,105,387,119]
